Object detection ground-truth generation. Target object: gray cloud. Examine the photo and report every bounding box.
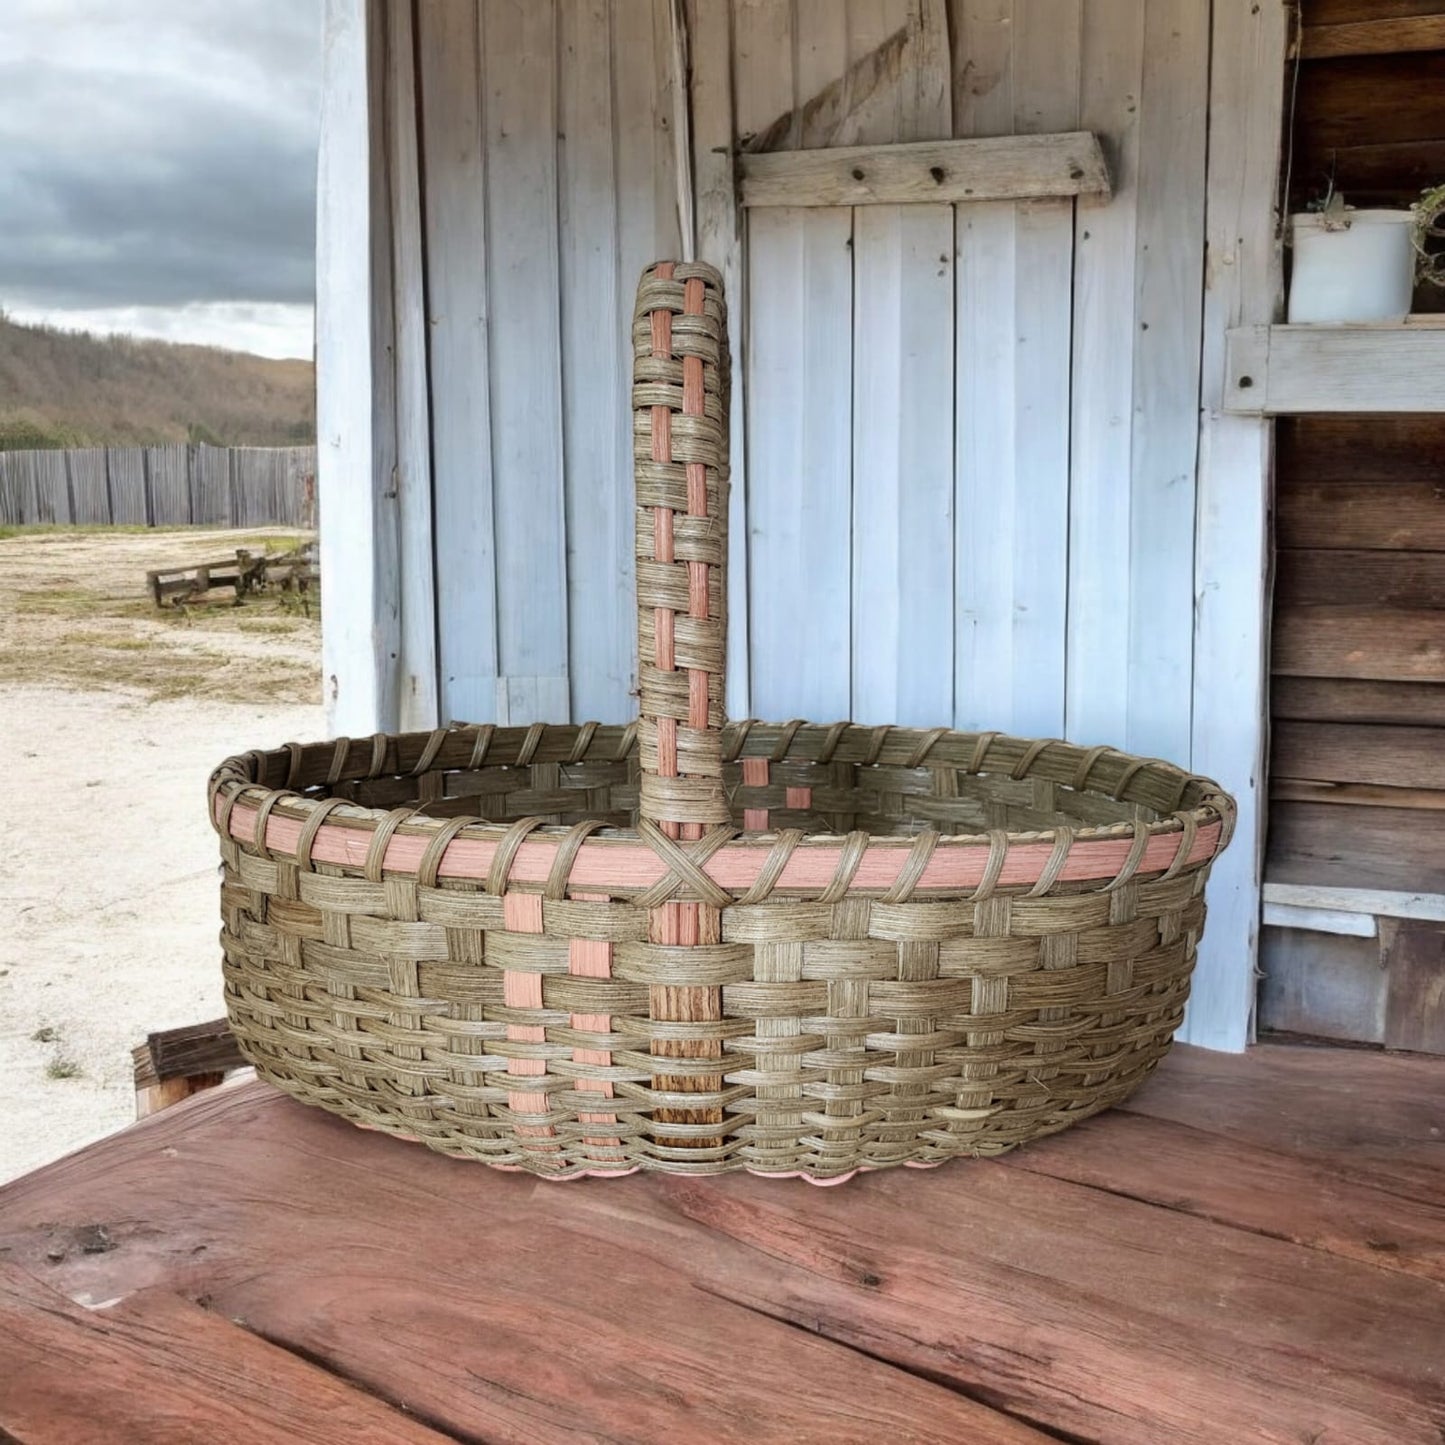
[0,0,320,312]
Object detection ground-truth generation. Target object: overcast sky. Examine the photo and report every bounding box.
[0,0,320,358]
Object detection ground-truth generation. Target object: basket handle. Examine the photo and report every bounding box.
[632,261,730,836]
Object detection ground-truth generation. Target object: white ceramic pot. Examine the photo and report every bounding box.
[1288,209,1415,324]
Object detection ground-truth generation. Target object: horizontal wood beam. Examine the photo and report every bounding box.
[1270,677,1445,726]
[1225,324,1445,414]
[1271,778,1445,810]
[1272,719,1445,790]
[1261,901,1378,937]
[1301,15,1445,60]
[738,133,1110,208]
[1272,606,1445,682]
[1263,881,1445,921]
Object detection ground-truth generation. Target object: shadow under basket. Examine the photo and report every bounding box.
[210,262,1234,1181]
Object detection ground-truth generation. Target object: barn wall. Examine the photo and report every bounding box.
[1258,0,1445,1054]
[320,0,1287,1048]
[363,0,1215,754]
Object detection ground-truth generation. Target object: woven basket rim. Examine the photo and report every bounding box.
[210,720,1234,903]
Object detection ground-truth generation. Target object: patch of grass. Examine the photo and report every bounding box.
[239,533,308,555]
[237,618,300,635]
[15,590,153,620]
[57,631,150,651]
[0,523,158,540]
[46,1057,82,1081]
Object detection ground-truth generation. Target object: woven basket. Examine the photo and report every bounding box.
[210,261,1234,1181]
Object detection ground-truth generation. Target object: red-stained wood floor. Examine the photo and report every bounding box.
[0,1042,1440,1444]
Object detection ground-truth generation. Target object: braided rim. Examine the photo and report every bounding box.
[210,722,1233,904]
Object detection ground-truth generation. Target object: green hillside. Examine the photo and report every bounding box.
[0,312,314,450]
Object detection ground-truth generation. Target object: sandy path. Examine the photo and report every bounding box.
[0,529,322,1181]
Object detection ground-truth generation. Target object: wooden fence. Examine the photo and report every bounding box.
[0,445,317,528]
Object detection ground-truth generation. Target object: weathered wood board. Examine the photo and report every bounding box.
[149,444,193,525]
[67,449,109,524]
[739,132,1110,207]
[1,1044,1440,1443]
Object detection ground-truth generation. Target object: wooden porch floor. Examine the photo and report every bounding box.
[1,1042,1441,1443]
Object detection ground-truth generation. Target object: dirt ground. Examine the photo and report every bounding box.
[0,527,323,1181]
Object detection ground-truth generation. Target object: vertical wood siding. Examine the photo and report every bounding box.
[339,0,1266,1047]
[407,0,680,725]
[381,0,1213,751]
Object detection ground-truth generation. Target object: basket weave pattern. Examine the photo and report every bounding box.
[211,262,1234,1181]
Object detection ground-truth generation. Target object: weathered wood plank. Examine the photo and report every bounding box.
[953,0,1075,740]
[385,0,439,731]
[1272,676,1445,726]
[688,0,749,716]
[1383,917,1445,1054]
[145,445,189,531]
[1225,325,1445,415]
[559,0,630,724]
[7,452,40,524]
[1277,415,1445,486]
[66,449,109,525]
[1302,14,1445,58]
[1005,1107,1444,1279]
[1125,0,1208,763]
[4,1046,1443,1439]
[652,1159,1445,1443]
[1305,0,1445,24]
[417,0,497,725]
[1185,0,1285,1055]
[1268,800,1445,894]
[1123,1042,1445,1204]
[1295,51,1445,153]
[317,0,400,734]
[1264,879,1445,923]
[144,1017,246,1081]
[1259,925,1388,1043]
[739,131,1109,206]
[188,445,230,527]
[110,447,151,525]
[1273,719,1445,789]
[0,1264,450,1444]
[1272,778,1445,810]
[31,449,71,524]
[739,0,855,722]
[0,454,19,524]
[1261,901,1379,936]
[1277,482,1445,551]
[851,0,954,728]
[613,0,683,713]
[483,0,569,725]
[1273,606,1445,682]
[1276,549,1445,609]
[0,1088,1046,1445]
[1066,0,1145,749]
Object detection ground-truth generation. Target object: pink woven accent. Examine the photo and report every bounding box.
[502,893,554,1147]
[569,891,619,1153]
[741,756,769,831]
[222,800,1224,895]
[786,786,812,810]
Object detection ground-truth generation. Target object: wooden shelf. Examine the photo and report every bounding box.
[1224,322,1445,414]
